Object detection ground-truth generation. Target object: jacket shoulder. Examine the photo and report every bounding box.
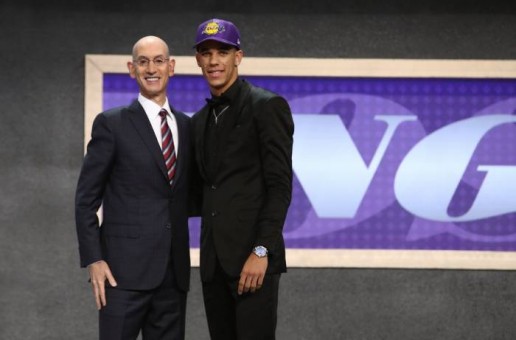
[246,82,285,107]
[102,105,125,116]
[98,103,135,120]
[173,109,191,123]
[192,104,208,122]
[248,83,277,99]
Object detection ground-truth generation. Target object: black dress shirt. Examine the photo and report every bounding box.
[204,78,244,178]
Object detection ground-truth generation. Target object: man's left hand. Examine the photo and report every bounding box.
[238,253,268,295]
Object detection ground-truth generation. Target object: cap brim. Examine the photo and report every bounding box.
[193,37,240,49]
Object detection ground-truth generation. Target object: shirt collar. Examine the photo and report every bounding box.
[138,93,171,118]
[206,77,243,107]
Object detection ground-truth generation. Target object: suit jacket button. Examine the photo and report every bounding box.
[210,185,217,190]
[211,211,218,217]
[165,224,172,229]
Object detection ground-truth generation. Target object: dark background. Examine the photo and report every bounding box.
[1,1,516,339]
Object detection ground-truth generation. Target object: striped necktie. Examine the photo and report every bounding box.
[159,109,176,186]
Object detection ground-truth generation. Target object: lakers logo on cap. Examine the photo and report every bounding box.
[194,18,240,49]
[202,21,226,36]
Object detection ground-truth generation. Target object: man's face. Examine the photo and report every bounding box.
[195,40,243,96]
[128,40,174,104]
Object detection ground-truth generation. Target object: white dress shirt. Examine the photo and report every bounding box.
[138,93,179,157]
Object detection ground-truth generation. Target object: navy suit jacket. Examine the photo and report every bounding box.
[75,100,191,291]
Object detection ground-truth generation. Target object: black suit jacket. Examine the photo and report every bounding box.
[192,80,294,281]
[75,100,191,291]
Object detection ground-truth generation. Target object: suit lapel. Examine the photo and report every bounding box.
[127,100,169,181]
[195,106,210,181]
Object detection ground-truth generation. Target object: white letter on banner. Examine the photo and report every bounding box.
[395,114,516,222]
[293,114,416,218]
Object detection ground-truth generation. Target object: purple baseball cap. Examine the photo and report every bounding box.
[194,18,241,49]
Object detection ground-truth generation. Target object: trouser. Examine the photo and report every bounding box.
[99,264,187,340]
[202,260,280,340]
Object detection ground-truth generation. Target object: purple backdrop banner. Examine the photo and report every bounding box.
[103,73,516,251]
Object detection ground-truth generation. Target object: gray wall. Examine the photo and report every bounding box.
[1,1,516,339]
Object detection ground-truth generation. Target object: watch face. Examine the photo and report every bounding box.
[254,246,267,257]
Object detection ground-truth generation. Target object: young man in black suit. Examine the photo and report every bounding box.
[75,36,191,339]
[191,18,294,340]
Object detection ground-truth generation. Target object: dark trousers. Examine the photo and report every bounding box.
[202,261,280,340]
[99,264,187,340]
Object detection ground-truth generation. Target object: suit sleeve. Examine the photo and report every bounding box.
[254,96,294,254]
[75,113,115,267]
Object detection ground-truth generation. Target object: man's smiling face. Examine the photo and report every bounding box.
[128,36,175,105]
[196,40,243,96]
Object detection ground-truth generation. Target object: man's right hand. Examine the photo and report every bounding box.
[87,260,117,310]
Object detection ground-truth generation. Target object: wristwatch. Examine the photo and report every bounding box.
[253,245,268,258]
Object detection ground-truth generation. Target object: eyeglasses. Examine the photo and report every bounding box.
[133,56,169,68]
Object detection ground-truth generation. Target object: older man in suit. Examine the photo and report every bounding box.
[75,36,191,339]
[191,18,294,340]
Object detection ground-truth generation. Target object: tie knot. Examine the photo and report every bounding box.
[159,109,168,118]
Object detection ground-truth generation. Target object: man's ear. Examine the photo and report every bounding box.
[168,58,175,77]
[195,53,202,67]
[234,49,243,66]
[127,61,136,79]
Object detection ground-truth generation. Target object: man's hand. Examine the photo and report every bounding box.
[238,253,268,295]
[87,260,117,310]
